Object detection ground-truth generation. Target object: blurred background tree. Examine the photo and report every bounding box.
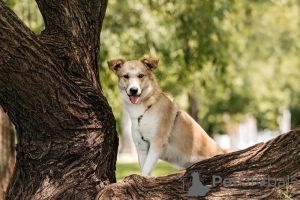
[224,0,300,130]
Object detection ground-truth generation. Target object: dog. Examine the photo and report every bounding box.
[108,58,231,176]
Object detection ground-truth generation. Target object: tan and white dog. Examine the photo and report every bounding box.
[108,58,230,176]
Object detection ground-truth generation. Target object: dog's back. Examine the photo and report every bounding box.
[158,96,226,168]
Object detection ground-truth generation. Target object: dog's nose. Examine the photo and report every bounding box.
[130,87,138,95]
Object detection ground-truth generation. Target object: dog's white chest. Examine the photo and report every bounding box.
[138,113,158,141]
[126,103,146,119]
[125,103,159,143]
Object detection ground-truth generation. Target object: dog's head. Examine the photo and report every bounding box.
[107,58,159,104]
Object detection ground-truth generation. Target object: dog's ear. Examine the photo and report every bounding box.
[107,59,126,73]
[140,58,159,71]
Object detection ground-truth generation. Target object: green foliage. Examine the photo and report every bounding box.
[223,0,300,130]
[4,0,44,34]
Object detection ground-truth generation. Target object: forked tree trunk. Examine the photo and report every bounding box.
[1,0,300,199]
[0,0,118,199]
[98,126,300,199]
[0,106,15,200]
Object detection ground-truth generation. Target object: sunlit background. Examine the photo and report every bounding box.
[6,0,300,180]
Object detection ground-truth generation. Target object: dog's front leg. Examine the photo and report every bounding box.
[132,128,150,172]
[135,140,150,172]
[141,144,162,176]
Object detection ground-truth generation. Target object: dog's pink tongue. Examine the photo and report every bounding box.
[130,96,139,104]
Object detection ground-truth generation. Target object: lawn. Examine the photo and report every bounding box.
[116,161,181,182]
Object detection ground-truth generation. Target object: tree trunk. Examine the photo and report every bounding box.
[98,126,300,199]
[0,106,15,200]
[0,0,118,199]
[188,85,199,123]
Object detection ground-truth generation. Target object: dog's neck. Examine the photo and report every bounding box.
[141,80,161,107]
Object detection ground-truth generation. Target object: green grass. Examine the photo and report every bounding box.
[116,161,181,182]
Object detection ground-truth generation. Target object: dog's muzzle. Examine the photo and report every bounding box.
[127,86,141,104]
[129,87,139,96]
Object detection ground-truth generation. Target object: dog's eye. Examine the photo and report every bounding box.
[123,74,129,79]
[138,74,144,78]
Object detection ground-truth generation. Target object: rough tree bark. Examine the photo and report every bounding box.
[99,126,300,199]
[0,106,15,200]
[0,0,118,199]
[1,0,299,199]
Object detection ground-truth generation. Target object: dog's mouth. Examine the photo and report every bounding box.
[129,95,139,104]
[126,88,142,104]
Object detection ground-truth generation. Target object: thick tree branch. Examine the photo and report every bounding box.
[1,0,81,133]
[35,0,108,89]
[0,0,65,77]
[98,126,300,199]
